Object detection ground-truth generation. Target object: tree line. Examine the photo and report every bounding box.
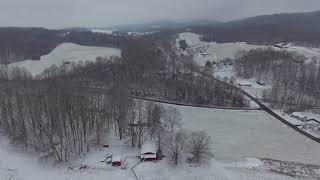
[0,80,212,164]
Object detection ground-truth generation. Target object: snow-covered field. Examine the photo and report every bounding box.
[2,106,320,179]
[0,133,138,180]
[2,32,320,180]
[8,43,121,76]
[177,32,269,66]
[286,46,320,63]
[177,32,320,66]
[1,133,312,180]
[134,159,310,180]
[169,106,320,165]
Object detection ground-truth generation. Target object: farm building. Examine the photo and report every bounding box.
[112,155,122,167]
[141,141,157,161]
[256,81,266,86]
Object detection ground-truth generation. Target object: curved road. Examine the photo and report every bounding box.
[207,74,320,144]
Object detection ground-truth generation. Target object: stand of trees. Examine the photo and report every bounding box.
[0,79,196,162]
[235,48,320,110]
[0,81,106,161]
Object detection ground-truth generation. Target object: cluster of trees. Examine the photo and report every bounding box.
[165,129,213,165]
[41,58,247,107]
[0,80,117,161]
[0,79,213,164]
[235,48,320,109]
[0,66,33,80]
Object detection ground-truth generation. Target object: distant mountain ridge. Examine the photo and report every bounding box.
[190,10,320,46]
[1,10,320,64]
[109,20,221,32]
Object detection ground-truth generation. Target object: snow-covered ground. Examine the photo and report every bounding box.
[8,43,121,76]
[177,32,273,106]
[177,32,320,66]
[167,105,320,165]
[177,32,320,156]
[274,110,320,138]
[292,111,320,122]
[177,32,320,98]
[286,46,320,63]
[0,133,138,180]
[177,32,269,66]
[2,106,320,179]
[2,32,320,179]
[273,110,303,126]
[134,159,311,180]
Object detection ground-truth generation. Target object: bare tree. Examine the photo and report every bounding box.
[164,129,188,165]
[188,130,213,163]
[164,106,182,132]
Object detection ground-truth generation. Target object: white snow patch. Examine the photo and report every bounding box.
[134,158,308,180]
[90,29,113,34]
[8,43,121,76]
[286,45,320,63]
[273,110,304,126]
[157,104,320,165]
[178,32,320,66]
[178,32,202,46]
[292,111,320,122]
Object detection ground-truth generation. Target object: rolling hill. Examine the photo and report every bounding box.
[190,11,320,46]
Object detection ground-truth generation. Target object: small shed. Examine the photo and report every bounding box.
[141,141,157,161]
[112,155,122,167]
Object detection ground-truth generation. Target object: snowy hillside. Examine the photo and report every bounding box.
[286,45,320,63]
[8,43,121,76]
[177,33,269,66]
[177,32,320,66]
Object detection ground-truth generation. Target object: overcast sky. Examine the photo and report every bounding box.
[0,0,319,29]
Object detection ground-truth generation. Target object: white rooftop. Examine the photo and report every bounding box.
[141,141,157,155]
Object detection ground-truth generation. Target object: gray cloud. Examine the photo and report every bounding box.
[0,0,319,28]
